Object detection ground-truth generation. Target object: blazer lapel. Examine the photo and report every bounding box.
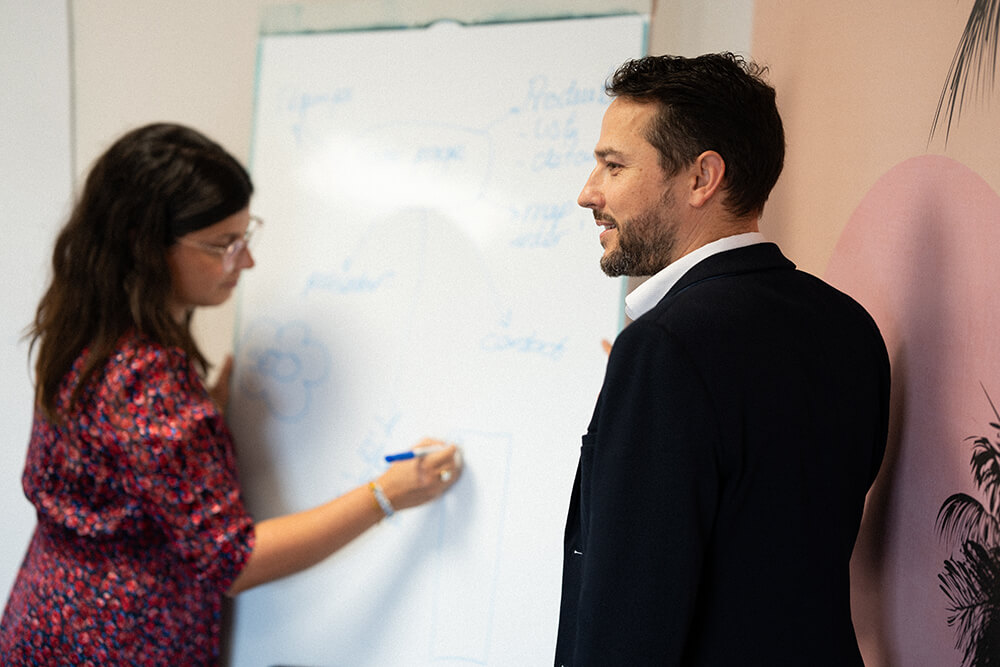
[665,242,796,300]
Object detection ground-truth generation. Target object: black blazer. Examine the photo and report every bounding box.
[555,243,890,666]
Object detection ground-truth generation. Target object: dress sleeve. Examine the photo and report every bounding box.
[573,318,722,663]
[107,344,255,591]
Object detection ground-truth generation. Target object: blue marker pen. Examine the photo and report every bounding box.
[384,443,448,463]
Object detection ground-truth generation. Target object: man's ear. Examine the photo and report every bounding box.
[688,150,726,208]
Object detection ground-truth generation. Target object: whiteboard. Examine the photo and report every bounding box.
[229,15,646,666]
[0,0,72,606]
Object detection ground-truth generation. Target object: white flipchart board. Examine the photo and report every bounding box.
[229,15,646,666]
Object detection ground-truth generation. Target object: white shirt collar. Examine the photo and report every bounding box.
[624,232,767,320]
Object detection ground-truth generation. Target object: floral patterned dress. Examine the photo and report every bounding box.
[0,331,255,666]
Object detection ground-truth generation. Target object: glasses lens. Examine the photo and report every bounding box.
[222,241,245,272]
[245,216,261,248]
[221,217,261,272]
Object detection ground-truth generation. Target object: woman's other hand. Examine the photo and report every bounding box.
[209,355,234,412]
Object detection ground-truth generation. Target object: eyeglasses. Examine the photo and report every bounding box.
[175,216,262,272]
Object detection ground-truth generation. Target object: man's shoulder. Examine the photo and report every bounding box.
[634,256,882,347]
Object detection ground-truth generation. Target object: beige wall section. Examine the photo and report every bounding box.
[752,3,1000,664]
[73,0,274,374]
[652,0,752,56]
[70,0,753,371]
[752,1,975,277]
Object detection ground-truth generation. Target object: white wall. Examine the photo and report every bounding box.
[0,0,73,606]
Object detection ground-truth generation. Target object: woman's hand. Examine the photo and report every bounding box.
[209,355,234,412]
[376,438,462,511]
[229,437,462,595]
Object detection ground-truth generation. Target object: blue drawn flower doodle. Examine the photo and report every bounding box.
[237,319,329,420]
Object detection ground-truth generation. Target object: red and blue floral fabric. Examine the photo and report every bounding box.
[0,331,255,665]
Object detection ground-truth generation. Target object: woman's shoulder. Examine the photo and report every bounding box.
[110,330,192,372]
[99,330,203,401]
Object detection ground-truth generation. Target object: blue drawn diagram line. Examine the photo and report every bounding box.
[430,430,513,664]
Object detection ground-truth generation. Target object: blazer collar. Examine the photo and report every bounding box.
[666,242,795,299]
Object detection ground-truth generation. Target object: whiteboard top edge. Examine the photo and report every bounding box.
[258,10,650,38]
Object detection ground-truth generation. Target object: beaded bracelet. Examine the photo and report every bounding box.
[368,481,395,518]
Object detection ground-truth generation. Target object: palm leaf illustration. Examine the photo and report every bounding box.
[930,0,1000,144]
[939,541,1000,667]
[938,492,1000,546]
[937,386,1000,666]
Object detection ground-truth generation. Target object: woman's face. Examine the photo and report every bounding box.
[166,207,256,321]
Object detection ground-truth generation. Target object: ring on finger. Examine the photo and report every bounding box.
[439,469,453,483]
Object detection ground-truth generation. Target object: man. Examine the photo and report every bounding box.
[555,53,890,665]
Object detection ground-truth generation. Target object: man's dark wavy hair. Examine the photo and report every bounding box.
[607,52,785,219]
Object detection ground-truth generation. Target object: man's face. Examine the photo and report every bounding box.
[579,97,681,277]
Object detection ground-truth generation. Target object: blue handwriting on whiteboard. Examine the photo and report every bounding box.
[288,87,353,144]
[303,261,396,297]
[414,145,465,164]
[509,201,575,248]
[532,112,580,142]
[515,100,593,171]
[355,412,402,479]
[514,75,607,113]
[481,327,568,360]
[531,146,591,171]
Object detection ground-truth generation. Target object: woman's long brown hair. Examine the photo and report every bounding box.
[29,123,253,421]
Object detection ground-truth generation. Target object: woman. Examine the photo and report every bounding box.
[0,123,461,665]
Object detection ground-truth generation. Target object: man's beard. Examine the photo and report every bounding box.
[599,209,677,277]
